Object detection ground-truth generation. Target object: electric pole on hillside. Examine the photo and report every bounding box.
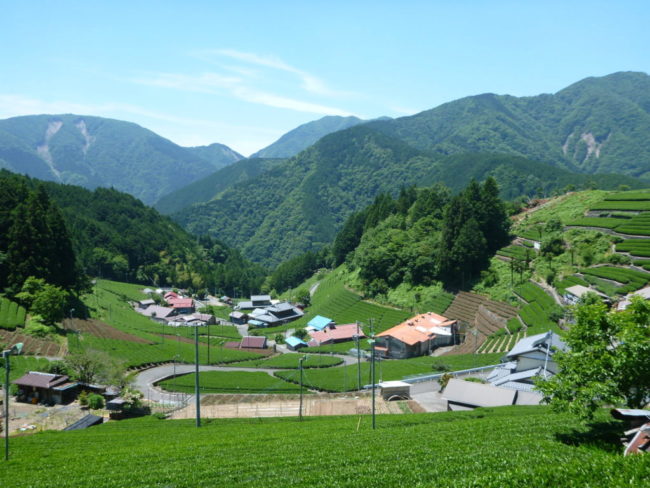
[354,322,361,390]
[369,337,376,430]
[194,325,201,428]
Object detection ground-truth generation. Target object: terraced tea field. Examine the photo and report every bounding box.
[3,406,644,488]
[0,297,26,330]
[159,370,304,394]
[513,282,562,334]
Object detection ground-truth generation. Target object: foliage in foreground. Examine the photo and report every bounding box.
[538,295,650,420]
[2,407,647,488]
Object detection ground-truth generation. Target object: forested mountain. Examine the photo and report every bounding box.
[367,71,650,178]
[0,170,266,296]
[174,125,641,266]
[184,143,243,170]
[0,114,240,204]
[155,157,287,215]
[250,115,366,158]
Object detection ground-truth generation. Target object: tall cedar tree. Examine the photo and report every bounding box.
[6,186,79,292]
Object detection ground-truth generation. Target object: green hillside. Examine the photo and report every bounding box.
[155,157,287,215]
[175,124,641,266]
[183,142,243,170]
[250,115,365,158]
[0,114,240,204]
[2,407,645,488]
[368,71,650,178]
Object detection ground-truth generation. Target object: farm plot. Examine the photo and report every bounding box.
[616,239,650,257]
[612,212,650,236]
[276,353,502,392]
[66,318,152,343]
[513,282,562,335]
[0,356,52,382]
[590,200,650,211]
[0,297,27,330]
[581,266,650,294]
[554,275,589,295]
[234,353,343,369]
[496,245,532,261]
[0,329,64,356]
[565,217,628,229]
[2,407,646,488]
[159,370,303,395]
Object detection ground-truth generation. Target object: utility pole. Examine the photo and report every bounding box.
[354,324,361,391]
[194,326,201,428]
[370,338,376,430]
[207,322,210,365]
[299,355,306,421]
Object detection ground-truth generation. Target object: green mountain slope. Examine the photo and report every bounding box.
[155,157,286,215]
[174,125,642,266]
[250,115,365,158]
[368,71,650,178]
[184,142,243,170]
[0,114,240,204]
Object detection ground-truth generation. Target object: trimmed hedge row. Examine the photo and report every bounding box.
[0,297,27,330]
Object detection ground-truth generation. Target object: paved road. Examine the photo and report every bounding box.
[409,380,447,412]
[134,363,280,405]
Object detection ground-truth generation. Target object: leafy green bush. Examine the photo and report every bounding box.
[87,394,105,410]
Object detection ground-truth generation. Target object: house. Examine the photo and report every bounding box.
[485,331,565,395]
[138,305,176,322]
[617,286,650,311]
[230,311,248,325]
[285,336,308,351]
[307,315,335,332]
[375,313,458,359]
[167,298,195,314]
[13,371,78,405]
[137,299,156,309]
[167,313,214,327]
[240,336,268,349]
[237,294,273,310]
[563,285,611,305]
[504,331,565,374]
[308,323,365,346]
[247,302,304,327]
[164,291,179,302]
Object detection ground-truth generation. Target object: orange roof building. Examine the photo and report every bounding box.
[376,312,458,359]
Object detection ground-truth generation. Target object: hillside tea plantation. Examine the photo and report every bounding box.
[2,407,648,488]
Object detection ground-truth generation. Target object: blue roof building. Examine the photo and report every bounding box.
[307,315,334,331]
[285,336,308,351]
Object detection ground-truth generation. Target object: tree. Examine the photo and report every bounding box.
[295,287,311,307]
[537,296,650,421]
[65,350,107,385]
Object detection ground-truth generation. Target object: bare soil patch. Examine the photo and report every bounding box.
[65,318,152,344]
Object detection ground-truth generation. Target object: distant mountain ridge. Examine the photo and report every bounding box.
[174,124,643,266]
[0,114,241,204]
[250,115,366,158]
[367,71,650,178]
[184,143,243,170]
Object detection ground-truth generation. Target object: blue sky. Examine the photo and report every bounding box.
[2,1,649,156]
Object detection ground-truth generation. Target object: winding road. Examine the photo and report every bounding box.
[133,353,358,405]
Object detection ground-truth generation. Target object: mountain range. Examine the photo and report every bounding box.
[170,72,650,265]
[0,115,242,204]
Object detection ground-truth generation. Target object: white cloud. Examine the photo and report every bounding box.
[131,71,355,117]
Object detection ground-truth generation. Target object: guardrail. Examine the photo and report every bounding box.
[362,364,500,389]
[401,364,499,384]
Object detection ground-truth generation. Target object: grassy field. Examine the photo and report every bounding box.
[276,353,502,392]
[0,356,51,382]
[0,297,27,330]
[233,353,343,369]
[77,280,263,368]
[159,370,303,394]
[2,406,645,488]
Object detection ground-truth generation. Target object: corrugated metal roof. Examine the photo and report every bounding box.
[506,331,566,359]
[307,315,334,331]
[13,372,69,389]
[286,336,307,347]
[309,323,363,344]
[63,414,104,431]
[443,378,517,407]
[241,336,267,348]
